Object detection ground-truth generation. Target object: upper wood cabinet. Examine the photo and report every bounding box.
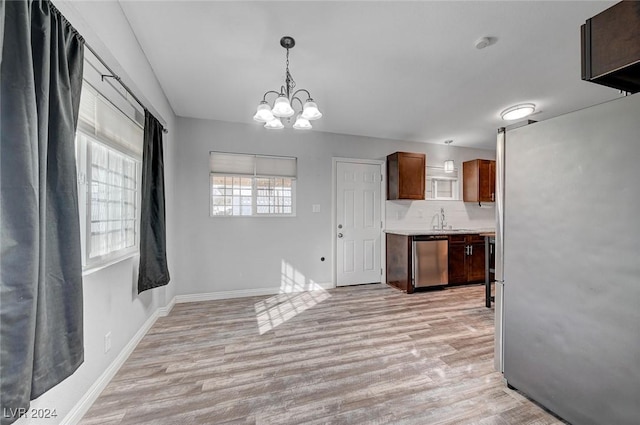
[387,152,425,200]
[581,1,640,93]
[463,159,495,203]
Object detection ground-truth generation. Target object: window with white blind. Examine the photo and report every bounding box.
[76,81,144,269]
[426,166,460,200]
[210,152,297,217]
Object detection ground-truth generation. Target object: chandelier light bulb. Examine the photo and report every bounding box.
[272,96,295,118]
[501,103,536,121]
[301,100,322,120]
[293,114,312,130]
[253,102,275,123]
[264,118,284,130]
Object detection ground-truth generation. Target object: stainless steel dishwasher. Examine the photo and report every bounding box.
[413,235,449,288]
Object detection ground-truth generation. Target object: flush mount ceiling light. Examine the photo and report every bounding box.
[474,37,492,49]
[444,140,454,173]
[501,103,536,121]
[253,36,322,130]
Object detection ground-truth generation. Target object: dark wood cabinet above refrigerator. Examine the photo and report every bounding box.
[581,1,640,93]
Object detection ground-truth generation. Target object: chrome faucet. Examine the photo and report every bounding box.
[432,208,448,230]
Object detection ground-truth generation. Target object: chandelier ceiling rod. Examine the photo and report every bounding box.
[253,36,322,130]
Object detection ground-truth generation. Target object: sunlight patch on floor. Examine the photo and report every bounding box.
[254,260,331,335]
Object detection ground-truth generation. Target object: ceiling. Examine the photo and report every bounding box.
[119,0,620,150]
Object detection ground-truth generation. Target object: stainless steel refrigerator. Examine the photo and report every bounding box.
[494,93,640,425]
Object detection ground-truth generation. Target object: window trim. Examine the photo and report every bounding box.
[209,174,297,218]
[77,130,142,270]
[426,165,460,200]
[209,151,297,218]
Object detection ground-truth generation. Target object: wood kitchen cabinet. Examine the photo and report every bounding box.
[387,152,425,200]
[463,159,495,203]
[448,234,486,285]
[581,1,640,94]
[385,233,414,293]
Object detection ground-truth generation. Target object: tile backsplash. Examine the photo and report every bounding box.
[385,200,495,231]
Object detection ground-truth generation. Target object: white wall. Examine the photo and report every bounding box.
[386,199,496,232]
[174,117,495,297]
[15,2,178,424]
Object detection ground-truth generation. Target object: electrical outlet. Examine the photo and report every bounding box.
[104,332,112,353]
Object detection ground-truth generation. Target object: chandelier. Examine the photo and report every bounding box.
[253,36,322,130]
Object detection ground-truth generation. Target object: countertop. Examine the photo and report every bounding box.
[385,228,496,236]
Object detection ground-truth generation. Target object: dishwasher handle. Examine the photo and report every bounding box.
[413,235,448,242]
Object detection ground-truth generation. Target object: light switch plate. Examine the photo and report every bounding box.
[312,204,321,213]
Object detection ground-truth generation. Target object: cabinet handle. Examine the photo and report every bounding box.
[470,245,473,255]
[491,193,495,201]
[465,245,470,255]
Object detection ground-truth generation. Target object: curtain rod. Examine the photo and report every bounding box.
[84,43,169,134]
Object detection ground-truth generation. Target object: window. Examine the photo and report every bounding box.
[76,82,143,269]
[426,166,459,200]
[210,152,296,217]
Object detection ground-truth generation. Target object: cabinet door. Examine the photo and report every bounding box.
[467,242,486,282]
[387,152,425,200]
[581,1,640,93]
[398,153,425,199]
[489,160,496,202]
[463,159,496,203]
[385,233,412,293]
[478,160,493,202]
[448,242,467,284]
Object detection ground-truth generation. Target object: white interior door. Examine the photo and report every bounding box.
[335,160,382,286]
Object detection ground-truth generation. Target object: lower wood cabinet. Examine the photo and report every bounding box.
[386,232,489,293]
[448,234,486,285]
[385,233,414,293]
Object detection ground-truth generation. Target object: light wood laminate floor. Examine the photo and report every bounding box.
[81,284,564,425]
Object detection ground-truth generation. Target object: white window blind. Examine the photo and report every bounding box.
[79,83,144,159]
[256,156,297,177]
[209,152,297,178]
[209,152,296,217]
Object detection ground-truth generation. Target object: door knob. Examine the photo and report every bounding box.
[338,224,343,229]
[338,233,343,238]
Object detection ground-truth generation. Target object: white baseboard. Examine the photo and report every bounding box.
[62,298,176,425]
[158,295,176,316]
[175,282,334,304]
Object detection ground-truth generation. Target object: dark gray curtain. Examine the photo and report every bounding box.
[138,111,170,293]
[1,1,84,423]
